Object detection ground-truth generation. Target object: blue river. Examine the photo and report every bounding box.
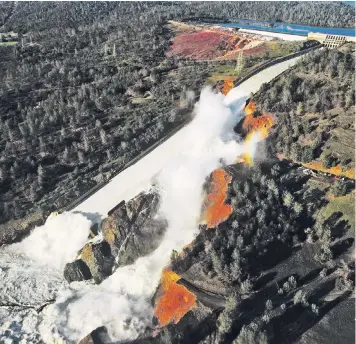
[221,20,356,37]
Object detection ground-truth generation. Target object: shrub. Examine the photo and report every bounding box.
[234,324,268,344]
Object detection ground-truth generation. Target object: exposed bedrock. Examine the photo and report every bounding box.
[81,241,115,283]
[64,190,166,284]
[64,258,92,283]
[78,326,111,344]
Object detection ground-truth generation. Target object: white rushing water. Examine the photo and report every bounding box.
[0,88,248,343]
[0,55,306,343]
[43,88,248,342]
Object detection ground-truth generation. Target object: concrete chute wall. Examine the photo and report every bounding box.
[73,47,319,218]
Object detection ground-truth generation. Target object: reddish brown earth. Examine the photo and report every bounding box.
[167,25,265,61]
[222,80,234,95]
[202,168,233,228]
[302,161,355,179]
[167,30,238,60]
[242,101,274,140]
[154,268,197,327]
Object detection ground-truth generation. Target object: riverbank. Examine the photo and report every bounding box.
[221,19,356,37]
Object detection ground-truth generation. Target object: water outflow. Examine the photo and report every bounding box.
[3,87,251,343]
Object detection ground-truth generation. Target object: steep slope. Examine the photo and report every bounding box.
[253,45,355,179]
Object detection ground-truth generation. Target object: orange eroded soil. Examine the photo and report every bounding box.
[154,269,197,327]
[242,101,274,140]
[238,101,274,165]
[302,161,355,179]
[203,168,233,228]
[168,26,264,61]
[222,80,235,95]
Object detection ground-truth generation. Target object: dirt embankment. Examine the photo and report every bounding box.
[167,20,267,61]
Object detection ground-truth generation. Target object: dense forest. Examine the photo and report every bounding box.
[0,2,354,343]
[1,1,355,31]
[160,48,355,344]
[0,2,204,228]
[161,159,354,343]
[0,2,354,235]
[253,46,355,173]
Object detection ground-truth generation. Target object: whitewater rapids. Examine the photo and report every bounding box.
[0,55,305,342]
[0,88,249,343]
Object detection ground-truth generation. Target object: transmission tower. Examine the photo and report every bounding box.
[235,50,244,74]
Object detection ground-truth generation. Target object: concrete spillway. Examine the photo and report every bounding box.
[74,55,303,218]
[0,52,310,344]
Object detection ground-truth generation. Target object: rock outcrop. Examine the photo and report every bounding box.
[64,190,166,284]
[78,326,110,344]
[101,200,131,256]
[102,190,167,268]
[64,259,92,283]
[80,241,115,283]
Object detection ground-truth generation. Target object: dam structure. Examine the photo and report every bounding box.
[308,32,356,49]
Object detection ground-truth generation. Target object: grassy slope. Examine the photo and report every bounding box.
[0,41,17,46]
[208,40,304,85]
[322,193,355,235]
[168,21,305,87]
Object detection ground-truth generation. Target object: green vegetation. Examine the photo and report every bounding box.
[0,1,353,237]
[253,45,355,173]
[322,193,355,234]
[168,157,354,342]
[243,41,305,69]
[264,41,303,57]
[209,40,315,87]
[0,41,17,46]
[209,64,240,80]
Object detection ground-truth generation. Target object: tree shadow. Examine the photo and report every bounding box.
[299,268,322,286]
[251,242,300,272]
[308,278,336,303]
[325,211,343,225]
[268,279,352,344]
[276,290,352,343]
[226,274,289,341]
[302,185,328,210]
[332,237,354,259]
[332,219,351,240]
[313,131,331,159]
[225,269,337,343]
[324,211,350,239]
[254,271,278,291]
